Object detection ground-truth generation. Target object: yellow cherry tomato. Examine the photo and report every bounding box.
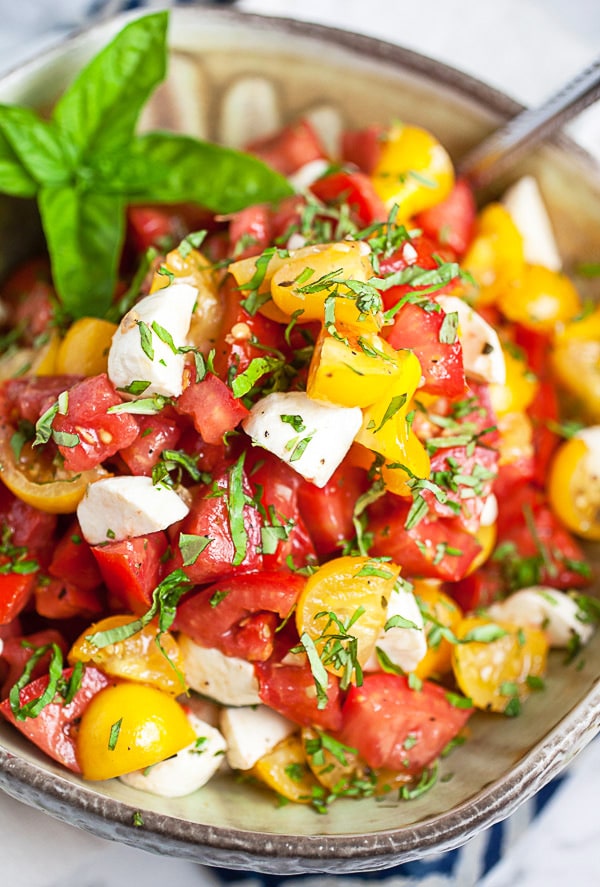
[55,318,118,376]
[69,616,187,695]
[465,521,497,575]
[370,123,454,219]
[307,327,403,407]
[552,307,600,421]
[251,733,321,803]
[452,616,548,714]
[0,431,108,514]
[296,555,400,680]
[462,203,524,307]
[150,245,224,353]
[380,432,431,497]
[270,242,378,330]
[547,433,600,540]
[76,683,196,780]
[489,345,538,416]
[497,264,581,333]
[228,248,298,324]
[496,411,534,469]
[414,581,462,680]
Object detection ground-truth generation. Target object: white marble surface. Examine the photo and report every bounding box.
[0,1,599,884]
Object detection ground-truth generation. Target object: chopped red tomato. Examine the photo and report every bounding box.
[384,300,466,397]
[340,673,472,774]
[48,521,103,592]
[0,568,37,625]
[92,531,169,613]
[341,124,384,174]
[34,578,104,621]
[0,665,111,773]
[51,374,139,471]
[297,462,368,558]
[423,444,498,533]
[414,178,476,258]
[229,204,272,258]
[119,408,183,476]
[246,119,327,176]
[176,372,248,446]
[310,170,386,225]
[175,571,305,661]
[4,375,83,425]
[0,629,67,700]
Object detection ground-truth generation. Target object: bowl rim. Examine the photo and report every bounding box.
[1,5,599,875]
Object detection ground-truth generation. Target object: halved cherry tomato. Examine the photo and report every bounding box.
[55,318,118,376]
[414,581,462,680]
[547,432,600,540]
[462,203,524,307]
[76,682,195,780]
[452,616,548,714]
[498,265,581,333]
[251,733,321,803]
[69,615,186,695]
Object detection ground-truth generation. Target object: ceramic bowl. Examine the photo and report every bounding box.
[0,7,599,876]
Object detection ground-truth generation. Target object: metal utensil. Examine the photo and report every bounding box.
[458,56,600,189]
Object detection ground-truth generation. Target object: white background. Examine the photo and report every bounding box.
[0,1,599,885]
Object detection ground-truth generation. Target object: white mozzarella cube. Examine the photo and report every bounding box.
[220,704,297,771]
[119,712,226,798]
[77,475,189,545]
[108,283,198,398]
[242,391,362,488]
[436,295,506,385]
[178,635,262,706]
[364,584,427,674]
[488,586,594,648]
[501,175,562,271]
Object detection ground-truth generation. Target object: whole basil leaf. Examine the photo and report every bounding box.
[0,129,37,197]
[0,106,68,187]
[118,132,294,212]
[39,185,125,318]
[52,11,168,162]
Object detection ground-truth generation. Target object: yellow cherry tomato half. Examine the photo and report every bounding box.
[69,615,187,695]
[370,124,454,219]
[414,581,462,681]
[552,307,600,422]
[251,733,321,803]
[452,616,548,714]
[307,327,403,408]
[77,683,195,780]
[296,555,400,680]
[270,241,378,330]
[0,432,108,514]
[489,345,538,416]
[496,410,534,469]
[497,264,581,333]
[547,432,600,540]
[465,521,497,575]
[462,203,524,307]
[55,318,118,376]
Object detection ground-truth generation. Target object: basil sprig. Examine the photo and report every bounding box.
[0,12,292,319]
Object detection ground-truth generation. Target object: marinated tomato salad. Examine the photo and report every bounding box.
[0,14,599,813]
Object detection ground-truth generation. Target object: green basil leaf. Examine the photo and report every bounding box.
[122,132,294,212]
[52,12,168,161]
[0,129,39,197]
[0,105,69,186]
[38,185,125,318]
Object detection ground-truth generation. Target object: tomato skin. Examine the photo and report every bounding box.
[48,521,103,592]
[448,564,505,612]
[310,170,387,225]
[368,498,482,582]
[0,665,111,773]
[423,445,498,533]
[0,629,67,700]
[172,464,263,585]
[4,375,83,425]
[176,372,249,446]
[0,484,57,562]
[414,178,476,258]
[175,571,305,661]
[119,409,183,476]
[340,673,472,774]
[246,119,327,175]
[297,463,368,558]
[51,374,139,472]
[92,531,169,614]
[384,300,466,397]
[527,379,561,487]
